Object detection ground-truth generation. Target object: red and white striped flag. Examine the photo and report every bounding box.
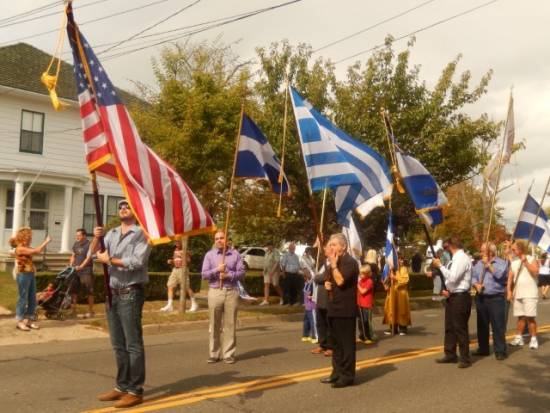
[66,4,215,244]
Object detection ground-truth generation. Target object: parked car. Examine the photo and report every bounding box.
[238,246,268,270]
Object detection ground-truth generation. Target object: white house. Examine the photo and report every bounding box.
[0,43,133,270]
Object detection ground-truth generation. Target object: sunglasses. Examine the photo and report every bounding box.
[118,203,131,210]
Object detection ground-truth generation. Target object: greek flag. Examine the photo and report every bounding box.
[382,212,398,281]
[513,194,550,253]
[235,114,290,195]
[395,148,447,228]
[289,87,392,224]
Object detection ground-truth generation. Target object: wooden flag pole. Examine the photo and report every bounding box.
[316,185,329,271]
[220,103,245,288]
[72,14,112,307]
[277,80,290,217]
[484,91,513,248]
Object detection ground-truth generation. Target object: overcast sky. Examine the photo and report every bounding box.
[1,0,548,227]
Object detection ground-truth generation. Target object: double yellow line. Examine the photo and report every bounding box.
[85,324,550,413]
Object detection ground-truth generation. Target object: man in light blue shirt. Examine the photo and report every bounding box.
[92,199,151,408]
[280,242,301,305]
[472,242,508,360]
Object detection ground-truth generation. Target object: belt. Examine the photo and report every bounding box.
[111,284,143,295]
[449,291,470,296]
[479,293,505,298]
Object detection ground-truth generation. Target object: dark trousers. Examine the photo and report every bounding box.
[444,292,472,362]
[357,307,375,341]
[328,317,356,384]
[283,272,301,305]
[316,307,332,350]
[107,288,145,395]
[476,294,507,356]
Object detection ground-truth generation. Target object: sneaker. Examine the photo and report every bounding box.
[310,338,319,344]
[84,312,95,319]
[529,336,539,350]
[160,304,173,312]
[189,301,198,312]
[399,331,406,336]
[207,357,220,363]
[383,330,392,335]
[16,321,30,331]
[301,337,310,342]
[28,322,40,330]
[365,339,375,344]
[279,298,284,305]
[224,357,236,364]
[259,300,269,306]
[510,335,524,346]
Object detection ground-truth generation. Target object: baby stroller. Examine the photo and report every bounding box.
[39,267,79,320]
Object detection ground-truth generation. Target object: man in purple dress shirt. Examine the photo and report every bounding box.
[201,230,246,364]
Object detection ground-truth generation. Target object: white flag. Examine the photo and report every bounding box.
[342,214,362,260]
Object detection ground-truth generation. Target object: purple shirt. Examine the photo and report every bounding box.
[201,247,245,289]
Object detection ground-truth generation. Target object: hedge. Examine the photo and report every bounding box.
[35,271,434,303]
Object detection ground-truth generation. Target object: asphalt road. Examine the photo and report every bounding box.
[2,299,550,413]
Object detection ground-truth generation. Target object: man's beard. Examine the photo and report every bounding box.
[121,216,135,224]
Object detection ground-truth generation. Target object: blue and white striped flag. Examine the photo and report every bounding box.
[235,114,290,195]
[289,87,392,224]
[395,148,448,228]
[382,212,398,281]
[513,194,550,253]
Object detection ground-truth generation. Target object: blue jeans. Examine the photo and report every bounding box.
[16,272,36,321]
[303,309,316,338]
[107,288,145,395]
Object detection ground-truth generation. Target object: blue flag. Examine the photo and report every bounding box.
[289,87,392,224]
[235,114,290,195]
[382,212,398,282]
[395,147,448,228]
[513,193,550,253]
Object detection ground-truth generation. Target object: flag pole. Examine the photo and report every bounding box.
[380,109,446,291]
[220,103,245,288]
[484,90,513,247]
[277,77,290,217]
[316,184,329,271]
[511,176,550,296]
[71,9,112,307]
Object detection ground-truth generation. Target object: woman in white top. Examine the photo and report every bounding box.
[507,240,540,349]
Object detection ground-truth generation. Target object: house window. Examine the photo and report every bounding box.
[28,191,48,230]
[5,190,14,230]
[83,194,104,235]
[106,195,124,226]
[20,110,45,154]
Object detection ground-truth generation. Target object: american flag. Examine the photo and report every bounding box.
[66,4,215,243]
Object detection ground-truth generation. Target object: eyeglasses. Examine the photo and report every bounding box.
[118,203,131,210]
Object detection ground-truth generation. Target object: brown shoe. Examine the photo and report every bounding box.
[97,389,127,402]
[311,347,324,354]
[114,393,143,408]
[324,349,333,357]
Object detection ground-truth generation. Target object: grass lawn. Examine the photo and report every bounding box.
[0,271,18,312]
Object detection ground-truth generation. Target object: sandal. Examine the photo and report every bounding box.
[17,321,31,331]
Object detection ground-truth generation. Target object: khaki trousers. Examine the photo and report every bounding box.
[208,288,239,359]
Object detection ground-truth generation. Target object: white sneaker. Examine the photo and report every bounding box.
[160,304,173,312]
[529,336,539,350]
[510,335,524,346]
[189,301,198,312]
[279,298,284,305]
[259,300,269,306]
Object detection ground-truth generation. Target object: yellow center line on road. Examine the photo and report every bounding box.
[84,324,550,413]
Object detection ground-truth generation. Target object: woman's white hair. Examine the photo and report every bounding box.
[329,233,348,249]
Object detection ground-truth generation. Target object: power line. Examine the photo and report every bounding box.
[334,0,500,64]
[100,0,202,55]
[0,0,174,47]
[99,0,304,61]
[0,0,110,29]
[0,1,61,26]
[312,0,439,53]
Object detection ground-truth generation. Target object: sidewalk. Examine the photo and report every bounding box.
[0,294,442,346]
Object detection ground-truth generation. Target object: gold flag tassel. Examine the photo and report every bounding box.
[41,12,68,111]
